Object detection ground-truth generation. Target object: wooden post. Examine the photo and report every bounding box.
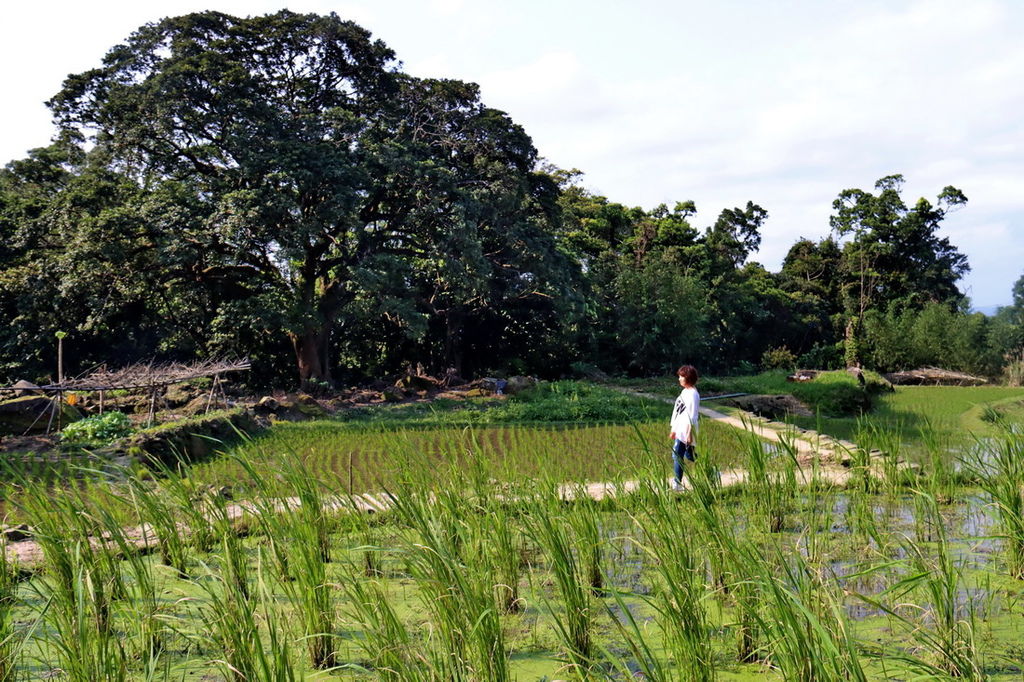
[45,392,58,435]
[147,385,157,427]
[205,375,220,414]
[54,331,67,435]
[57,335,65,385]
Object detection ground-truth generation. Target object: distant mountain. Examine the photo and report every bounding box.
[972,304,1008,316]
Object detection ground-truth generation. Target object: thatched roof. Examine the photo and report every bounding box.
[1,358,250,393]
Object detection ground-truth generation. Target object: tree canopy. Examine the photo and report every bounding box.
[1,11,1013,388]
[38,10,575,386]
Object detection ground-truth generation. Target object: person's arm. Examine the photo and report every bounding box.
[670,393,683,439]
[682,390,699,444]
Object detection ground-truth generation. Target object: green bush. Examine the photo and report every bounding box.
[761,346,797,371]
[499,381,662,423]
[60,411,133,446]
[789,371,876,416]
[862,304,1003,376]
[716,370,888,417]
[797,343,843,370]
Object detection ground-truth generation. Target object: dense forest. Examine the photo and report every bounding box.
[1,10,1022,389]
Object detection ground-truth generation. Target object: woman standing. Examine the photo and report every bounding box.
[669,365,700,490]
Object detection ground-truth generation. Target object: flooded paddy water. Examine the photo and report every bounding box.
[0,414,1022,679]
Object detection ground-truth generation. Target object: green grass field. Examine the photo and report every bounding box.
[1,378,1024,679]
[192,417,751,496]
[616,372,1024,461]
[789,385,1024,460]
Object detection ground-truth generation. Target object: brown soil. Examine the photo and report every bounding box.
[0,434,59,455]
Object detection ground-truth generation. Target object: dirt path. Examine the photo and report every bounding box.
[621,387,862,460]
[567,388,871,501]
[4,392,872,570]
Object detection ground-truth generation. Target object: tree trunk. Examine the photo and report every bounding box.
[292,328,332,389]
[844,317,861,369]
[444,309,465,378]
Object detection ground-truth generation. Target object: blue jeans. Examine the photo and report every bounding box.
[672,440,696,483]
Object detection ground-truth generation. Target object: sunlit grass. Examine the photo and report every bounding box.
[1,381,1023,678]
[2,441,1024,679]
[189,418,750,497]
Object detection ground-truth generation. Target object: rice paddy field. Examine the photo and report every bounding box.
[623,372,1024,462]
[0,380,1023,680]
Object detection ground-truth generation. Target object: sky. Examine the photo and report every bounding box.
[3,0,1022,308]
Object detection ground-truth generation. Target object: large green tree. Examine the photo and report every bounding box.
[46,10,565,385]
[829,175,969,365]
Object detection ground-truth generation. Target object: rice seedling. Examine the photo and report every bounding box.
[0,542,24,681]
[84,493,169,667]
[43,566,130,681]
[918,417,957,504]
[194,549,300,682]
[565,492,605,597]
[686,489,764,665]
[525,496,593,675]
[275,452,336,564]
[25,537,128,682]
[845,492,884,551]
[205,492,252,605]
[962,424,1024,579]
[858,491,984,679]
[16,481,131,681]
[387,482,510,682]
[741,421,797,533]
[480,495,526,614]
[798,467,839,567]
[629,482,716,681]
[338,570,430,681]
[857,419,916,494]
[232,462,340,668]
[125,472,193,577]
[745,541,869,682]
[135,454,221,556]
[278,507,337,669]
[601,585,674,681]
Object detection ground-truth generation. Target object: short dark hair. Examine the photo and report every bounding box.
[677,365,699,385]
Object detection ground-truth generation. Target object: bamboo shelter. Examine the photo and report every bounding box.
[0,358,250,434]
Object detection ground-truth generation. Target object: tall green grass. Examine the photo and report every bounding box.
[0,391,1021,679]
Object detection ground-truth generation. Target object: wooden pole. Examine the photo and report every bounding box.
[205,375,220,414]
[57,336,64,385]
[147,385,157,427]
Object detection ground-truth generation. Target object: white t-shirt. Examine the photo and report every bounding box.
[670,386,700,441]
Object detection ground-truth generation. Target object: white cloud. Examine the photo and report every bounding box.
[482,51,582,100]
[429,0,465,15]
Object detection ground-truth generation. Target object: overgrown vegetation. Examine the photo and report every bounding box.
[59,411,132,446]
[0,407,1022,679]
[626,369,890,417]
[337,381,665,426]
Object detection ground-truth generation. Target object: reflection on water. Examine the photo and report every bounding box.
[593,488,1020,625]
